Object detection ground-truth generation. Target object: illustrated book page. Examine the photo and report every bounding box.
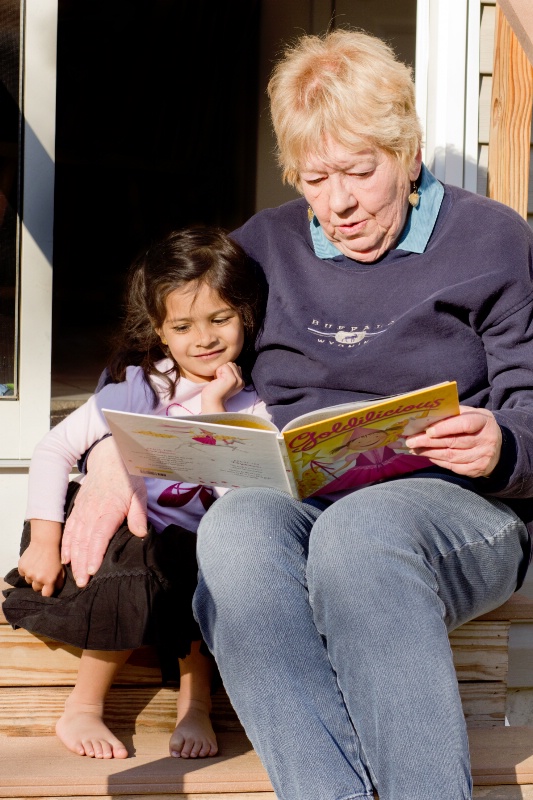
[102,409,298,495]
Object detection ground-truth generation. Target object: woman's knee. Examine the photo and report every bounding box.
[310,484,420,560]
[194,489,318,640]
[198,487,319,552]
[306,481,454,601]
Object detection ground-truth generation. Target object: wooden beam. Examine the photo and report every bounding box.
[497,0,533,67]
[488,3,533,218]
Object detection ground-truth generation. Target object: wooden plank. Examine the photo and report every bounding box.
[473,789,533,798]
[9,793,528,800]
[450,621,509,681]
[1,727,533,796]
[497,0,533,66]
[0,629,162,686]
[459,682,507,727]
[0,686,243,738]
[1,791,531,800]
[0,796,277,800]
[3,599,526,689]
[470,726,533,784]
[478,594,533,621]
[0,793,528,800]
[0,623,509,686]
[0,732,273,797]
[0,682,504,738]
[488,3,533,218]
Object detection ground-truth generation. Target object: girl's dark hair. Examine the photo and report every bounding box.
[107,225,267,404]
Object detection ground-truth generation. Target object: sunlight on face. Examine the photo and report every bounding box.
[299,140,421,262]
[156,282,245,383]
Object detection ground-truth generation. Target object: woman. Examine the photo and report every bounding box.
[62,29,533,799]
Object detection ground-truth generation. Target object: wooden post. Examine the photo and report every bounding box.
[488,3,533,219]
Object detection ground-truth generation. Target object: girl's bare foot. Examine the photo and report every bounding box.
[56,698,129,759]
[169,699,218,758]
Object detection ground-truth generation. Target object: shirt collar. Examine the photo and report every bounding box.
[309,163,444,259]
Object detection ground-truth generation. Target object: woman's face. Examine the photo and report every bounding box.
[299,140,422,263]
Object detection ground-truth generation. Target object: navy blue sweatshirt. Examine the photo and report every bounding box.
[232,184,533,538]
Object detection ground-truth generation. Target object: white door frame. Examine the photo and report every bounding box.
[0,0,57,463]
[416,0,482,192]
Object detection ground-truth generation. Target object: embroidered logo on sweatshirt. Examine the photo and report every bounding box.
[308,320,392,346]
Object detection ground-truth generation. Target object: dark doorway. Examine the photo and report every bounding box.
[52,0,261,385]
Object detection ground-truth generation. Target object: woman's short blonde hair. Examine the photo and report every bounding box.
[267,28,423,187]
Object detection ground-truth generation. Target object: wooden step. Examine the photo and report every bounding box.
[1,601,529,731]
[0,731,272,797]
[0,621,512,684]
[473,789,533,798]
[0,592,531,724]
[470,726,533,784]
[2,585,533,798]
[0,685,243,738]
[478,594,533,622]
[0,727,533,798]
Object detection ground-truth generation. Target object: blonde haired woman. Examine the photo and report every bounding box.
[63,30,533,800]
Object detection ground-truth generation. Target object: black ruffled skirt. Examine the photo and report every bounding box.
[2,482,203,682]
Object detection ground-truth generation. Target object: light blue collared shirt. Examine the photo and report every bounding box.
[309,163,444,259]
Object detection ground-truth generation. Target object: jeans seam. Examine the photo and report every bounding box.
[427,516,524,568]
[332,794,374,800]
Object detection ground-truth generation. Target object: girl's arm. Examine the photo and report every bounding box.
[17,519,64,597]
[33,370,148,589]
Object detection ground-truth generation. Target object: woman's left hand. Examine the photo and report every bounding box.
[404,406,502,478]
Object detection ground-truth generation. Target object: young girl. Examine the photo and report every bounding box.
[2,226,268,761]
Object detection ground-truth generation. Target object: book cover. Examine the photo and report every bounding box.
[280,381,460,498]
[103,380,459,501]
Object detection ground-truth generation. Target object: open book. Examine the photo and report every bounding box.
[103,381,460,501]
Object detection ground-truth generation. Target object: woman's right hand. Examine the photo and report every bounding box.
[61,435,149,588]
[18,520,65,597]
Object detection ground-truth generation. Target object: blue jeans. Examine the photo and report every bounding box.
[193,478,529,800]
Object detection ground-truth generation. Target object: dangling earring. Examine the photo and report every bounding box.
[408,182,420,208]
[307,205,314,222]
[161,338,167,345]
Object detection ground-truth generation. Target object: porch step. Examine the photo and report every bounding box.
[1,727,533,798]
[2,591,532,732]
[2,586,533,798]
[0,731,273,797]
[0,685,243,738]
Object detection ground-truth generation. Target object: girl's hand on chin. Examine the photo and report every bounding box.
[201,363,244,413]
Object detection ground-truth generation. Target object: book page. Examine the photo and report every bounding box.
[103,409,294,494]
[174,412,280,432]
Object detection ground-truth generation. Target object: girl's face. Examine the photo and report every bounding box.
[299,139,421,263]
[156,282,245,383]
